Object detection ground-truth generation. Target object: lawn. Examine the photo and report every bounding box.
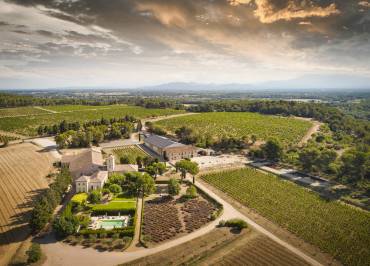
[200,167,370,266]
[91,201,136,213]
[71,193,88,204]
[109,146,149,164]
[0,105,184,136]
[155,112,312,145]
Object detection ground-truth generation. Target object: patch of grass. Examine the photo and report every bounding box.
[91,201,136,212]
[200,167,370,266]
[110,146,148,164]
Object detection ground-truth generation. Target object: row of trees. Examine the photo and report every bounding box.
[53,118,137,148]
[38,116,136,136]
[29,168,72,233]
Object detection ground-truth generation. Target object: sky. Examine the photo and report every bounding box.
[0,0,369,89]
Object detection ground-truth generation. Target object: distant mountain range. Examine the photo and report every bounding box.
[135,74,370,92]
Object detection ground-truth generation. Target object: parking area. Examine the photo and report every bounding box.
[191,155,249,170]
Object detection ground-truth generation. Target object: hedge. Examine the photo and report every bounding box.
[78,227,134,238]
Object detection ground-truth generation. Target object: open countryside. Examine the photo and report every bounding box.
[0,1,369,265]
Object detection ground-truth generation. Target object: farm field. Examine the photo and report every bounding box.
[107,145,149,164]
[0,105,184,136]
[0,143,54,266]
[0,106,50,117]
[155,112,312,145]
[200,167,370,266]
[123,228,308,266]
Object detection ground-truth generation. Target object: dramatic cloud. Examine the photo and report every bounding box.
[0,0,369,89]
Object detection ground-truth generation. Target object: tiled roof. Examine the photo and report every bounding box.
[90,171,108,182]
[144,134,185,149]
[63,148,103,175]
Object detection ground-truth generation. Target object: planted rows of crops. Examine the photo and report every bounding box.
[200,167,370,266]
[0,134,19,143]
[0,105,184,136]
[0,143,53,265]
[155,112,312,145]
[216,234,309,266]
[111,146,148,164]
[0,106,50,118]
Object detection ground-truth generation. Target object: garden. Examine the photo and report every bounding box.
[141,179,221,246]
[55,171,156,251]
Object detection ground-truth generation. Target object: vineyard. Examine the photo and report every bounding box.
[200,167,370,266]
[40,105,114,112]
[0,134,19,144]
[0,143,54,266]
[155,112,312,145]
[109,145,148,164]
[0,106,50,118]
[211,233,309,266]
[0,105,184,136]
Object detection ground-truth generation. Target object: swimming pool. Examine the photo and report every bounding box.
[99,220,124,229]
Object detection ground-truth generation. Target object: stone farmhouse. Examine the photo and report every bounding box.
[143,134,197,161]
[62,147,137,193]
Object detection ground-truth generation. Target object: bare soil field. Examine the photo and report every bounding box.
[0,143,54,266]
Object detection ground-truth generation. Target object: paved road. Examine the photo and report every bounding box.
[41,175,322,266]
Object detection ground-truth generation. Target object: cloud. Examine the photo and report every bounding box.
[135,2,188,27]
[358,1,370,8]
[229,0,340,23]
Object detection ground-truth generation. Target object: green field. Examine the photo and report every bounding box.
[0,105,184,136]
[108,146,148,164]
[200,167,370,266]
[155,112,312,145]
[0,106,50,117]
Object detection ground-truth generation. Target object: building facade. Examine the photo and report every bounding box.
[143,134,196,161]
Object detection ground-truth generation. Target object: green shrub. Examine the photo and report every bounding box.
[88,190,101,204]
[223,219,248,230]
[26,243,42,264]
[185,185,198,199]
[168,178,180,196]
[109,184,122,194]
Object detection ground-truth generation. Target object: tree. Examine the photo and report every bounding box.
[338,149,370,184]
[109,184,122,194]
[29,196,52,232]
[136,120,143,132]
[53,203,79,237]
[168,178,180,196]
[120,155,130,164]
[175,160,199,183]
[136,155,144,168]
[108,173,125,186]
[26,243,42,264]
[261,138,283,161]
[87,190,101,204]
[137,173,155,196]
